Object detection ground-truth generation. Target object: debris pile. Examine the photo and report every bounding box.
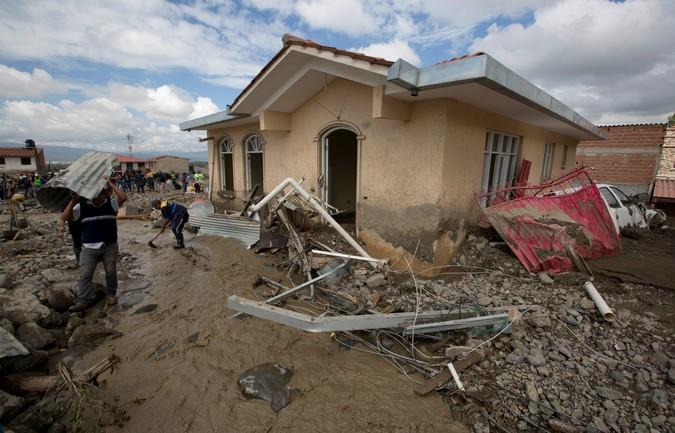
[225,178,675,431]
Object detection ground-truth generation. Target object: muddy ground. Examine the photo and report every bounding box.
[1,199,674,433]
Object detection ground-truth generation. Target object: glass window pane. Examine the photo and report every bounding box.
[600,187,620,208]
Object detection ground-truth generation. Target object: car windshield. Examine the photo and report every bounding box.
[610,187,632,206]
[599,187,620,208]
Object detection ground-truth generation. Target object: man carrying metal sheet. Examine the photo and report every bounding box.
[151,199,189,249]
[62,177,127,311]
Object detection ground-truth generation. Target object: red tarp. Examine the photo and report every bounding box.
[477,168,620,274]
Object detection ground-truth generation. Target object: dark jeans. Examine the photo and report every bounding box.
[77,243,118,304]
[172,213,189,244]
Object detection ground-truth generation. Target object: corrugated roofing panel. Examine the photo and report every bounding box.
[36,151,117,211]
[189,213,260,247]
[653,179,675,201]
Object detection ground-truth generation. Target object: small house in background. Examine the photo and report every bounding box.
[180,34,605,246]
[148,155,190,174]
[0,146,47,175]
[576,123,667,195]
[115,155,148,171]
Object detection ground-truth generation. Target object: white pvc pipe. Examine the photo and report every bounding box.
[252,178,374,264]
[311,249,386,264]
[583,281,615,322]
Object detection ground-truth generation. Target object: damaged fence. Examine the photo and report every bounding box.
[476,167,620,274]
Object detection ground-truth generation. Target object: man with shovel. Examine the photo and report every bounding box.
[62,177,127,311]
[150,199,189,249]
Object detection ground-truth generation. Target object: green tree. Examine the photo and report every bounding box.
[669,113,675,127]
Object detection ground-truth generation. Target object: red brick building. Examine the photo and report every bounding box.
[576,123,667,194]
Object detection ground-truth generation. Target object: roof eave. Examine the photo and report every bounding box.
[179,112,251,131]
[387,55,607,140]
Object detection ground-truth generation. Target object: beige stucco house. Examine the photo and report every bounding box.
[148,155,190,174]
[180,34,605,245]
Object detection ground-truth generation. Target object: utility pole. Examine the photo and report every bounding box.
[126,133,134,156]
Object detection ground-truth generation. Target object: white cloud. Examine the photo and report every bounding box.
[470,0,675,123]
[295,0,379,36]
[355,39,421,65]
[0,65,69,99]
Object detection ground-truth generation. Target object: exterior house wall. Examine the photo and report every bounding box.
[656,125,675,179]
[206,77,582,244]
[150,156,190,174]
[0,156,39,173]
[576,124,666,194]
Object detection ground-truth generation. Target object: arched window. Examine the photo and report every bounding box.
[219,137,234,191]
[244,133,265,192]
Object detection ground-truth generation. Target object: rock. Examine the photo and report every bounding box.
[67,324,121,348]
[39,268,70,283]
[580,298,595,310]
[668,368,675,385]
[44,287,75,312]
[528,315,552,328]
[548,418,576,433]
[0,318,14,335]
[527,349,547,367]
[365,273,386,289]
[525,381,539,402]
[16,322,55,349]
[506,349,524,364]
[0,349,48,373]
[650,389,667,407]
[238,363,298,412]
[478,296,492,307]
[0,273,11,289]
[651,352,669,370]
[538,272,554,285]
[3,296,52,326]
[595,386,623,400]
[593,416,610,433]
[445,346,472,361]
[604,407,619,424]
[0,389,26,422]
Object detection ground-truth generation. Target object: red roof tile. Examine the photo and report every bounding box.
[435,52,485,65]
[653,179,675,201]
[0,147,43,158]
[115,155,148,163]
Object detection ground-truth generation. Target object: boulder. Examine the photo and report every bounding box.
[0,349,48,373]
[39,268,71,283]
[16,322,55,350]
[0,389,26,422]
[67,324,121,348]
[3,296,52,326]
[44,286,75,312]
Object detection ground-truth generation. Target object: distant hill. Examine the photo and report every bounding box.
[0,143,208,163]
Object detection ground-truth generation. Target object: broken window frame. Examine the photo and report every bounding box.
[481,131,521,202]
[219,136,235,191]
[244,133,265,192]
[541,142,556,181]
[20,157,32,165]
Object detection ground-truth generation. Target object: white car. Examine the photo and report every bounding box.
[596,184,664,233]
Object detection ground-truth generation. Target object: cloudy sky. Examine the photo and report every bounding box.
[0,0,673,154]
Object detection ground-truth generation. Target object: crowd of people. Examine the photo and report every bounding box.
[113,169,206,195]
[0,172,55,201]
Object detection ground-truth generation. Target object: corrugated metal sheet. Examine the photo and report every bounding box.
[477,168,621,274]
[36,152,117,211]
[653,179,675,201]
[189,211,260,247]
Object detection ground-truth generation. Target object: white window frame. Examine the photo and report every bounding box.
[542,142,556,180]
[244,133,265,192]
[219,136,234,190]
[561,144,569,170]
[481,131,520,194]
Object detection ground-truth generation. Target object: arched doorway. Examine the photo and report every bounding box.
[321,127,358,222]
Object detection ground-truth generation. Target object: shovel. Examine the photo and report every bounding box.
[148,229,166,248]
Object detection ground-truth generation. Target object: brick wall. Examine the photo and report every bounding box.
[576,124,666,188]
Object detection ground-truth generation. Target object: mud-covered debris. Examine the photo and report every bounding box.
[132,304,158,315]
[237,363,298,412]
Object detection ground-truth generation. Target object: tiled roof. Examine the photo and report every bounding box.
[653,178,675,200]
[598,123,667,127]
[0,147,42,157]
[435,52,485,65]
[115,154,148,163]
[231,33,393,109]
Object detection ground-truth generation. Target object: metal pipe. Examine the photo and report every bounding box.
[251,178,375,265]
[229,261,348,319]
[311,249,386,264]
[583,281,615,322]
[403,313,508,334]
